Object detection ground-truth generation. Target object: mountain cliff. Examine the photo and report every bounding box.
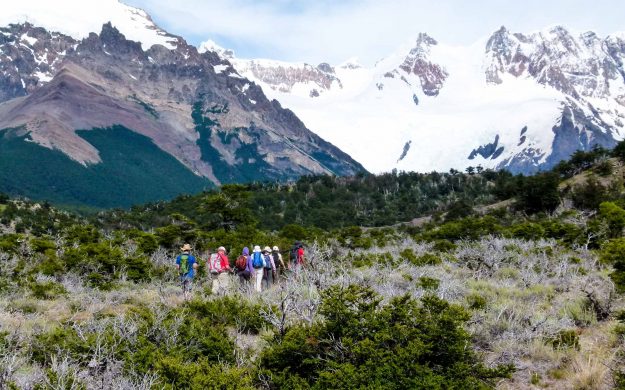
[0,1,364,207]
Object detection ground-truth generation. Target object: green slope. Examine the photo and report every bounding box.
[0,126,211,208]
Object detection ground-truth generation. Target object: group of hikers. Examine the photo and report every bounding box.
[175,241,305,297]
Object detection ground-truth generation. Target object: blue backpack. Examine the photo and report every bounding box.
[263,254,273,269]
[252,252,264,269]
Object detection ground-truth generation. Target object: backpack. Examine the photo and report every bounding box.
[272,252,282,269]
[209,253,222,274]
[235,255,247,271]
[289,247,298,263]
[252,252,264,269]
[179,254,190,275]
[263,254,273,269]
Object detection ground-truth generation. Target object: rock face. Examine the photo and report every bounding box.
[217,26,625,175]
[0,19,364,206]
[397,33,448,97]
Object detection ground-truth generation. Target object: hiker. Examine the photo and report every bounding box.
[251,245,265,292]
[289,241,305,271]
[262,246,276,290]
[235,247,252,284]
[176,243,198,299]
[209,246,231,295]
[272,245,286,281]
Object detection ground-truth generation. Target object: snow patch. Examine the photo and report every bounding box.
[228,72,244,79]
[2,0,177,50]
[213,64,228,74]
[20,33,37,46]
[33,70,52,83]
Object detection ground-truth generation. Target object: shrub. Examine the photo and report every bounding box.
[508,222,545,240]
[417,276,440,290]
[599,202,625,238]
[466,294,487,310]
[571,177,608,210]
[600,238,625,292]
[260,285,513,389]
[30,238,56,253]
[28,280,66,299]
[432,239,457,252]
[0,234,21,253]
[184,296,268,334]
[412,253,442,266]
[547,329,580,350]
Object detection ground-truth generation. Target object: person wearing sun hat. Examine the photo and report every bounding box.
[261,246,276,290]
[209,246,232,295]
[272,245,286,281]
[175,243,198,299]
[252,245,264,292]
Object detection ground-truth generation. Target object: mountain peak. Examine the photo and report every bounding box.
[416,32,437,46]
[2,0,177,50]
[199,39,235,59]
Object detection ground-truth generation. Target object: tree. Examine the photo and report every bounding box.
[516,173,560,214]
[611,139,625,162]
[599,202,625,238]
[200,184,257,230]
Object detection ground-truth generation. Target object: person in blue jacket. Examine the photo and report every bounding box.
[176,243,198,299]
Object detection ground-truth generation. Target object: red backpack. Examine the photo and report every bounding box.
[235,255,247,271]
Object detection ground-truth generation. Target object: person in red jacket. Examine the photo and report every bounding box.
[289,241,305,274]
[209,246,231,295]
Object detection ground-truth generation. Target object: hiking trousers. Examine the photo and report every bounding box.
[254,268,263,292]
[262,268,273,290]
[212,272,230,295]
[237,270,251,283]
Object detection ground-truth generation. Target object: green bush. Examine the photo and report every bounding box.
[30,238,56,253]
[184,296,268,334]
[466,294,487,310]
[600,238,625,292]
[412,253,443,267]
[417,276,440,290]
[28,280,66,299]
[260,285,513,389]
[599,202,625,238]
[508,222,545,241]
[547,329,580,350]
[0,234,21,253]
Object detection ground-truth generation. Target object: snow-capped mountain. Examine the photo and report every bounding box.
[0,0,363,207]
[202,27,625,174]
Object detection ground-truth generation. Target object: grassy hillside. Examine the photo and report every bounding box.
[0,126,211,208]
[0,144,624,388]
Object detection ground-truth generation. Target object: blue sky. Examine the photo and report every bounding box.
[126,0,625,65]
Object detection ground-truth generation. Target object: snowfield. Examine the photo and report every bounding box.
[211,29,625,174]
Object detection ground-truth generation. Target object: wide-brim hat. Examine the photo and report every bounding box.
[253,245,261,252]
[218,246,226,252]
[263,246,271,253]
[180,243,192,251]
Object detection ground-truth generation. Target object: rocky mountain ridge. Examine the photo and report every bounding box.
[213,26,625,174]
[0,7,364,206]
